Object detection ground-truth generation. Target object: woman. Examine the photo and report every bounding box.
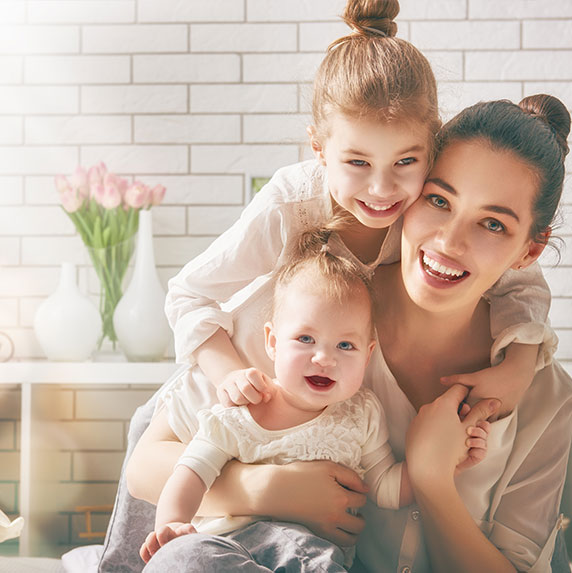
[128,94,572,573]
[357,94,572,572]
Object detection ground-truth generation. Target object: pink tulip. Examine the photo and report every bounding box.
[60,188,85,213]
[69,167,89,199]
[150,184,166,206]
[94,181,122,209]
[55,174,72,196]
[88,162,108,198]
[124,181,151,209]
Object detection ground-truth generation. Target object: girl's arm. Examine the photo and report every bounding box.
[126,408,369,547]
[404,385,515,573]
[443,262,554,417]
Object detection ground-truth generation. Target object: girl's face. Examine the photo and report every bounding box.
[401,139,546,314]
[310,113,430,230]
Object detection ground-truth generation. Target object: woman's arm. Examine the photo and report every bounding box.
[127,409,370,546]
[405,385,515,573]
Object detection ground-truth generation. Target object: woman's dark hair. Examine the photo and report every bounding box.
[436,94,570,243]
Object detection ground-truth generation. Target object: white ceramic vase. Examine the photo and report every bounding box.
[113,210,171,362]
[34,262,102,361]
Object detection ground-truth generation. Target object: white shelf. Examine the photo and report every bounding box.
[0,360,179,385]
[0,360,181,557]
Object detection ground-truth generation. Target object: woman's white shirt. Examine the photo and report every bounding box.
[358,342,572,572]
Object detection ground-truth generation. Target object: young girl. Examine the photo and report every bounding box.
[165,0,552,422]
[141,244,490,571]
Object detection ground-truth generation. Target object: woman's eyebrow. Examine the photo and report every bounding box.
[426,177,456,194]
[427,177,520,222]
[482,204,520,222]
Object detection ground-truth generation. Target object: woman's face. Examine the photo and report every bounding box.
[401,139,545,314]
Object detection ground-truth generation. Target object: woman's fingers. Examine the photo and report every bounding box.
[332,463,370,496]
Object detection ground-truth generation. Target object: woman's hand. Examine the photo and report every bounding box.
[266,461,369,546]
[405,384,500,491]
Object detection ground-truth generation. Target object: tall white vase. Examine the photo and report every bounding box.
[113,210,171,361]
[34,262,102,361]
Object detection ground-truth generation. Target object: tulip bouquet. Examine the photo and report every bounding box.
[56,163,166,348]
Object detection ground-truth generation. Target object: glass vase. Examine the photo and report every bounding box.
[87,236,136,349]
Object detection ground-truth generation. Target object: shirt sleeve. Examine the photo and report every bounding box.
[485,262,557,372]
[487,366,572,571]
[176,407,240,490]
[360,390,402,510]
[165,178,291,365]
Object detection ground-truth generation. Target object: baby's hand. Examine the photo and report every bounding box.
[140,522,196,563]
[455,420,491,474]
[217,367,274,407]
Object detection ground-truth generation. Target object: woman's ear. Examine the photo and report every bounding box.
[307,125,326,164]
[512,228,551,270]
[264,322,277,361]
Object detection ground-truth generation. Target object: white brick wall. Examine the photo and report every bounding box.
[0,0,568,366]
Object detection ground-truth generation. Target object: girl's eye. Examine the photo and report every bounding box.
[349,159,369,167]
[337,341,355,351]
[298,335,314,344]
[483,219,506,233]
[397,157,416,166]
[426,194,449,209]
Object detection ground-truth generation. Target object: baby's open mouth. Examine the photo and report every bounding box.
[305,376,335,389]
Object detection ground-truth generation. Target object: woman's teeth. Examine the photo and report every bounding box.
[422,253,466,278]
[363,201,396,211]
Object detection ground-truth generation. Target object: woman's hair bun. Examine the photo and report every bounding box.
[519,94,571,157]
[343,0,399,38]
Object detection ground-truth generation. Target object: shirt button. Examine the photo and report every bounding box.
[401,567,411,573]
[411,510,421,521]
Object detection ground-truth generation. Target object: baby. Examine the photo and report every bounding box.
[141,240,489,571]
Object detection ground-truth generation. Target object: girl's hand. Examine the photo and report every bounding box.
[406,385,500,491]
[440,343,537,419]
[140,522,196,563]
[217,367,274,407]
[268,461,369,546]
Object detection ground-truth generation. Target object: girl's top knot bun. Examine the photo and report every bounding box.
[519,94,571,157]
[343,0,399,38]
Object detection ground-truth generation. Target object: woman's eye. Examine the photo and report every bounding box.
[337,341,354,351]
[426,194,449,209]
[349,159,369,167]
[484,219,505,233]
[298,335,314,344]
[397,157,416,166]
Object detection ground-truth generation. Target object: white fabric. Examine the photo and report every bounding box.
[176,388,401,536]
[358,348,572,572]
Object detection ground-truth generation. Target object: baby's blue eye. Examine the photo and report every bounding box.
[484,219,505,233]
[337,341,354,351]
[397,157,416,166]
[298,335,314,344]
[349,160,368,167]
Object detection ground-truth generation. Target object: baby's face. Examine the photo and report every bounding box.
[265,280,375,413]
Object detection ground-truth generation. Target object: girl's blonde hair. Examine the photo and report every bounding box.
[313,0,440,151]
